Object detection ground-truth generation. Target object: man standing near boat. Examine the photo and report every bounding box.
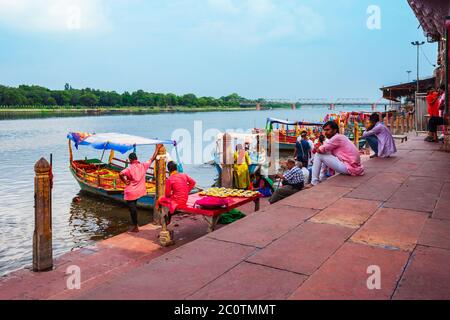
[294,131,311,168]
[119,146,161,233]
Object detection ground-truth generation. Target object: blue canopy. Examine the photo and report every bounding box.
[67,132,175,154]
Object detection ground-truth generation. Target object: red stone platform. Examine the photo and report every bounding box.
[1,135,449,300]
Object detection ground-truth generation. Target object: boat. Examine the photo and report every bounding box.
[257,118,324,151]
[67,132,179,209]
[324,112,373,150]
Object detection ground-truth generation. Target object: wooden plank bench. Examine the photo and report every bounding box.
[393,135,408,143]
[158,193,261,246]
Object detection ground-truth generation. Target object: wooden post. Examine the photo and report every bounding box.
[400,116,405,134]
[33,158,53,272]
[153,144,167,225]
[389,114,395,134]
[221,133,233,188]
[394,116,399,135]
[354,122,360,149]
[159,207,174,247]
[339,121,345,135]
[68,140,73,163]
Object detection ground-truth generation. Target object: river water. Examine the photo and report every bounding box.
[0,106,384,276]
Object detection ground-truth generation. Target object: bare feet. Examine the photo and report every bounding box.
[128,226,139,233]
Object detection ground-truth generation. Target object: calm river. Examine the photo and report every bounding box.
[0,106,384,276]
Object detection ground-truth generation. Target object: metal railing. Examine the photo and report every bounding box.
[415,93,428,133]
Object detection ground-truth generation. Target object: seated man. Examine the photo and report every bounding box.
[311,121,364,185]
[362,113,397,159]
[269,159,305,204]
[158,161,196,222]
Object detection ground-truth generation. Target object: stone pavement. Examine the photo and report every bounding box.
[1,135,450,300]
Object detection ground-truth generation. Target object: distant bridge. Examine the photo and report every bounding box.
[240,98,398,109]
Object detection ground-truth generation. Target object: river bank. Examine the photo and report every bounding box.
[0,105,256,115]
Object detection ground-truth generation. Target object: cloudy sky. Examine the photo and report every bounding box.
[0,0,438,100]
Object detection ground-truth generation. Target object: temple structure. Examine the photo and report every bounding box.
[408,0,449,149]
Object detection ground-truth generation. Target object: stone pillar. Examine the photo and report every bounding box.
[33,158,53,272]
[221,133,233,188]
[153,145,167,225]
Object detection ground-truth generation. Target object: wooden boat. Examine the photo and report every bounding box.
[68,132,177,209]
[258,118,324,151]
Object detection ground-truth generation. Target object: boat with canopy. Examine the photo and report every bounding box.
[67,132,181,209]
[258,118,324,151]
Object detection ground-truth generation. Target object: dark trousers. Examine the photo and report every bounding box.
[366,135,379,155]
[127,200,138,226]
[269,184,303,204]
[428,116,445,133]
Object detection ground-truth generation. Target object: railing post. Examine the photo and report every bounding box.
[153,145,167,225]
[221,133,233,188]
[33,158,53,272]
[354,122,360,149]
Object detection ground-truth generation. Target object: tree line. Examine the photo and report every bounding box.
[0,83,264,108]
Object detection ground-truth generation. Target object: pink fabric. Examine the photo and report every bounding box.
[319,134,364,176]
[159,173,196,214]
[120,160,151,201]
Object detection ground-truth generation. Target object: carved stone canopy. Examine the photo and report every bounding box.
[408,0,450,42]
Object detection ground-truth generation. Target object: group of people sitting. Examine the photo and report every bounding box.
[425,85,447,143]
[119,114,399,230]
[268,114,397,204]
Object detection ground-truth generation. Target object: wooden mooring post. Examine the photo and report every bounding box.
[354,122,360,149]
[153,144,167,225]
[221,133,233,188]
[33,157,53,272]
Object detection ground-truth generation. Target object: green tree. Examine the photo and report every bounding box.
[180,93,197,107]
[79,93,99,107]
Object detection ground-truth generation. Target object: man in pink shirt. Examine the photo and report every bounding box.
[158,161,196,223]
[119,148,159,232]
[311,121,364,186]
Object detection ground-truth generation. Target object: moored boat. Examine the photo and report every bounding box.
[68,132,178,209]
[257,118,324,151]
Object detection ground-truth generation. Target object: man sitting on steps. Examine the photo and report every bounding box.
[269,159,305,204]
[311,121,365,186]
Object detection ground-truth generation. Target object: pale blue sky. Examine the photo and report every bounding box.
[0,0,438,100]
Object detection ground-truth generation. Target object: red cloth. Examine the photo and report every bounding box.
[427,92,440,117]
[120,160,151,201]
[158,173,196,214]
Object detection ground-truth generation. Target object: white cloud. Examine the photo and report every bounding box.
[189,0,326,45]
[0,0,110,33]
